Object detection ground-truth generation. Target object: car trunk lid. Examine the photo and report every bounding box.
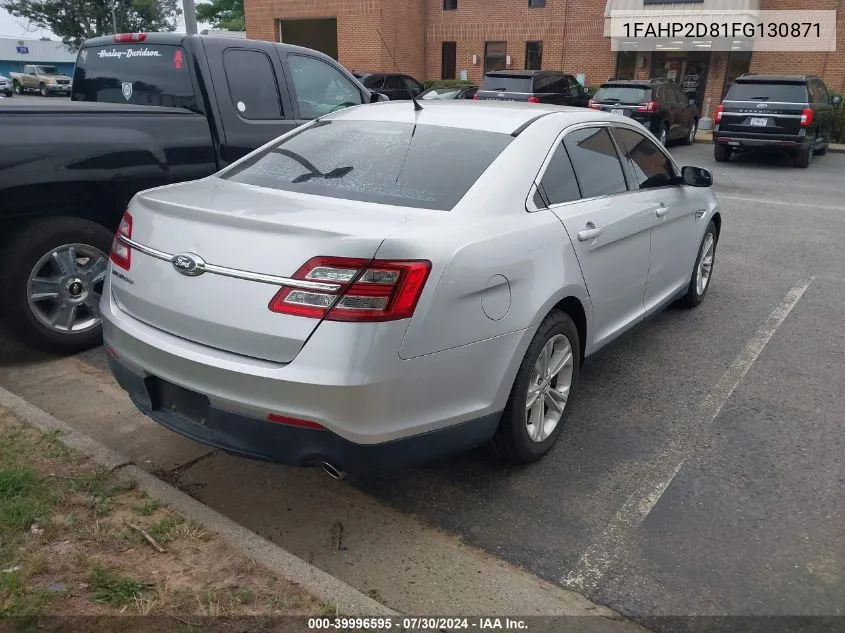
[110,178,413,363]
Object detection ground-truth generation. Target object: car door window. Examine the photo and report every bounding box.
[612,127,677,190]
[364,75,384,90]
[288,54,363,120]
[567,76,582,94]
[384,75,406,92]
[817,81,829,103]
[807,80,819,104]
[223,49,283,120]
[563,127,628,198]
[403,76,423,94]
[539,142,581,205]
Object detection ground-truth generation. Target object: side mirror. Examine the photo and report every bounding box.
[681,165,712,187]
[832,94,842,107]
[370,92,389,103]
[689,98,696,106]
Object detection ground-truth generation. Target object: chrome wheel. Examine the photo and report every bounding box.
[696,233,715,296]
[688,122,697,144]
[525,334,574,443]
[26,243,108,334]
[659,126,668,146]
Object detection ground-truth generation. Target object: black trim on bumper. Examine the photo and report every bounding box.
[713,134,809,150]
[108,355,501,473]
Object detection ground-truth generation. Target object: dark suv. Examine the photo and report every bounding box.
[713,74,839,168]
[352,72,425,101]
[474,70,590,107]
[589,79,699,147]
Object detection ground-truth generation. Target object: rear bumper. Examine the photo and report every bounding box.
[713,130,809,150]
[107,353,500,472]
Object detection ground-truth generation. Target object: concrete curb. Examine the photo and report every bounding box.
[0,385,396,617]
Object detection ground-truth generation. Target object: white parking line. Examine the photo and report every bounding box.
[563,277,814,592]
[718,195,845,212]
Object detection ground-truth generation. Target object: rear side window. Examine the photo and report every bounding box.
[72,44,195,109]
[480,75,532,92]
[593,85,649,104]
[563,127,627,199]
[612,127,676,190]
[222,120,513,210]
[540,143,580,205]
[223,49,283,119]
[726,81,808,102]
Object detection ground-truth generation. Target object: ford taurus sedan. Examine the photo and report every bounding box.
[102,101,721,475]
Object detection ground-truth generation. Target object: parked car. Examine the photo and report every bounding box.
[0,32,385,355]
[713,74,838,168]
[589,79,699,147]
[474,70,590,108]
[352,71,425,100]
[419,85,478,100]
[0,74,13,97]
[10,65,72,96]
[102,101,721,474]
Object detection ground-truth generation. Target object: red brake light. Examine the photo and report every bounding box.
[110,211,132,270]
[269,257,431,322]
[473,94,479,100]
[636,101,657,112]
[173,49,184,70]
[114,33,147,43]
[715,103,724,123]
[588,99,601,110]
[800,107,813,127]
[527,96,541,104]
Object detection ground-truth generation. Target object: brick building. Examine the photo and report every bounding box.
[244,0,845,116]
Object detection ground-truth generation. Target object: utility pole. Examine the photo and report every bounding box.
[111,4,117,34]
[182,0,198,35]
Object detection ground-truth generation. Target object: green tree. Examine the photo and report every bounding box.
[196,0,243,31]
[1,0,181,50]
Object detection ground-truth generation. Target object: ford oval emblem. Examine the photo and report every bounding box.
[171,253,206,276]
[756,103,768,108]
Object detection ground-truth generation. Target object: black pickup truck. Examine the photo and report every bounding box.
[0,32,386,354]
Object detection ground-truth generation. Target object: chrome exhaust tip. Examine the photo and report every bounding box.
[320,461,346,480]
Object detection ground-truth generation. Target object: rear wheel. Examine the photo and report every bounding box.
[794,146,811,168]
[714,143,732,162]
[683,118,698,145]
[657,123,669,147]
[0,217,113,354]
[488,310,580,465]
[813,138,829,156]
[13,81,22,94]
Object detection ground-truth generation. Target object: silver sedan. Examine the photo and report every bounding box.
[101,100,721,474]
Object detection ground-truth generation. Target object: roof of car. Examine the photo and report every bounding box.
[735,74,816,83]
[484,70,569,77]
[599,79,670,87]
[327,100,616,135]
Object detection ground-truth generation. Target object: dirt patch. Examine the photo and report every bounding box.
[0,407,324,629]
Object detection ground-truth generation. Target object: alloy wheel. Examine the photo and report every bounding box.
[696,234,715,296]
[525,334,574,443]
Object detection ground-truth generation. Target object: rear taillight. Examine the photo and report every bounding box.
[473,94,479,100]
[110,211,132,270]
[636,101,657,112]
[114,33,147,42]
[587,99,601,109]
[715,103,724,123]
[269,257,431,322]
[800,107,814,127]
[527,96,541,103]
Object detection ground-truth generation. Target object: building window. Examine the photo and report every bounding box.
[528,0,546,6]
[615,51,636,80]
[443,0,457,9]
[442,41,457,79]
[484,41,507,73]
[525,41,543,70]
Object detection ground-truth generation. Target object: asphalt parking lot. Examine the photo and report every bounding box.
[1,140,843,625]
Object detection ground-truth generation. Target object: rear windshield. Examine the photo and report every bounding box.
[593,85,649,104]
[222,120,513,210]
[480,75,533,93]
[71,44,196,109]
[726,81,807,102]
[421,88,463,99]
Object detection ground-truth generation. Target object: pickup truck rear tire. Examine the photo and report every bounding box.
[794,147,811,168]
[0,218,113,355]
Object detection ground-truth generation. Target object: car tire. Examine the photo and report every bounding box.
[488,310,580,465]
[683,118,698,145]
[13,81,22,94]
[813,140,829,156]
[714,144,731,162]
[0,217,113,355]
[794,147,811,168]
[658,123,669,147]
[678,220,718,309]
[39,83,49,97]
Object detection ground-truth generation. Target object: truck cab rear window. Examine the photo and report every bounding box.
[222,120,513,210]
[72,44,195,109]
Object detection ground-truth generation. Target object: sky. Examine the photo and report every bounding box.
[0,7,210,41]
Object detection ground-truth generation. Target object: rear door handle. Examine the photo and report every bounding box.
[577,226,603,241]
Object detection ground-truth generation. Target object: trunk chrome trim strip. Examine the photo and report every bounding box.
[117,235,342,292]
